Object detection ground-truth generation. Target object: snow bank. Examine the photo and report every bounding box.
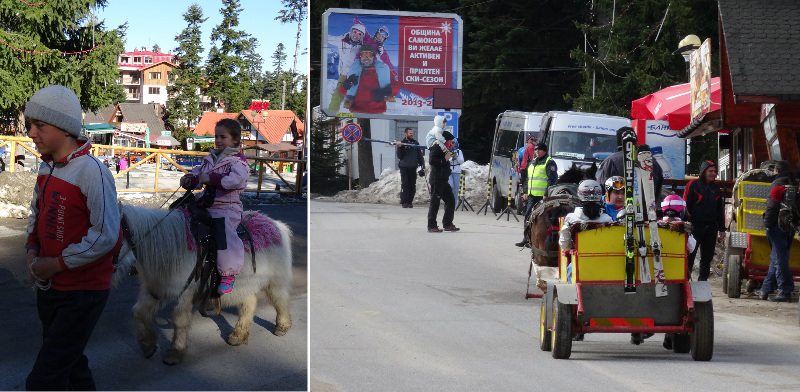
[0,172,36,218]
[332,160,492,206]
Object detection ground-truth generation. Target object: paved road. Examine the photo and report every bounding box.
[310,201,800,392]
[0,202,307,391]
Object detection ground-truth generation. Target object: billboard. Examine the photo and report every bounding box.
[690,38,712,122]
[321,8,462,119]
[644,120,686,180]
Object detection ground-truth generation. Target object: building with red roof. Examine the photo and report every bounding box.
[194,109,305,147]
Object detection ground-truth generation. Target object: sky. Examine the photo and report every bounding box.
[96,0,309,73]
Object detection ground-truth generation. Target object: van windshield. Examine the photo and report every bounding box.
[549,131,616,161]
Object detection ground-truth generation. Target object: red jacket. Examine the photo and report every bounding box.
[26,141,122,291]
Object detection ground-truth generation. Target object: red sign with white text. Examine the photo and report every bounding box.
[399,17,453,100]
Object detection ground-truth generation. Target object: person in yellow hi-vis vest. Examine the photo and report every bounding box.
[515,142,558,247]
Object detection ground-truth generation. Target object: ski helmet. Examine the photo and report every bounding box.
[661,194,686,219]
[577,179,604,204]
[604,176,625,194]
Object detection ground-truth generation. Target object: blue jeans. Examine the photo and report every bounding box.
[762,227,795,296]
[448,172,460,200]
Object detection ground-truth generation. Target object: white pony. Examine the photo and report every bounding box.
[115,203,293,365]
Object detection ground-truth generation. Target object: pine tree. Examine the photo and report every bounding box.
[272,43,287,73]
[309,114,345,194]
[152,43,160,53]
[242,37,266,105]
[205,0,253,112]
[275,0,307,73]
[166,3,207,144]
[0,0,125,132]
[568,0,719,116]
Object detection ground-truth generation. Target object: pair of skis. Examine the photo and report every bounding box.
[621,131,667,297]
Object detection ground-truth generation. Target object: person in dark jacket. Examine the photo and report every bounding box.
[396,127,424,208]
[427,131,459,232]
[683,160,725,281]
[597,127,664,201]
[758,161,796,301]
[515,143,558,247]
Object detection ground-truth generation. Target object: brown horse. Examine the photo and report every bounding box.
[525,163,595,294]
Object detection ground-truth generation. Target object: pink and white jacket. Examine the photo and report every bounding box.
[190,148,250,212]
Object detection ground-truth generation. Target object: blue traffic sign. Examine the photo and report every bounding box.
[341,123,363,143]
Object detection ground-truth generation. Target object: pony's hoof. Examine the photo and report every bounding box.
[162,348,184,365]
[139,342,158,359]
[274,324,290,336]
[227,332,249,346]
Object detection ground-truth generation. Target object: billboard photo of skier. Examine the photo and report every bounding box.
[322,8,462,119]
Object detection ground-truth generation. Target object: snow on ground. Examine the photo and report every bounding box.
[331,161,491,207]
[0,172,36,218]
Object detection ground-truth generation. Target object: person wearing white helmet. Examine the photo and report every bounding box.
[559,179,614,250]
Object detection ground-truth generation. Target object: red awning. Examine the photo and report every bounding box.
[631,77,721,130]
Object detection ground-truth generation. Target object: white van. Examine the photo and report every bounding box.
[489,111,544,213]
[538,111,630,175]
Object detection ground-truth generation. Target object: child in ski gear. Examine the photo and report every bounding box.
[427,131,459,232]
[24,85,122,390]
[758,165,797,301]
[180,119,249,294]
[425,115,448,153]
[559,180,614,250]
[448,139,465,200]
[684,160,725,281]
[603,176,626,220]
[660,194,697,253]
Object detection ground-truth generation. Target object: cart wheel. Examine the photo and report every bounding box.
[721,245,729,294]
[726,255,742,298]
[539,299,552,352]
[690,301,714,361]
[551,296,573,359]
[672,333,691,353]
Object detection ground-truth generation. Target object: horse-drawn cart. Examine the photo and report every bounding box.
[723,173,800,298]
[538,224,714,360]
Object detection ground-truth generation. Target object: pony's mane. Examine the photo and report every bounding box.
[121,204,190,278]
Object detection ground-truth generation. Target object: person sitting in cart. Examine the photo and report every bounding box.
[660,194,697,253]
[559,179,614,259]
[758,161,798,302]
[603,176,626,220]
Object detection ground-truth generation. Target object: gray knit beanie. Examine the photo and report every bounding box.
[24,85,83,139]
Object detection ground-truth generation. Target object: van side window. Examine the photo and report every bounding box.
[495,130,518,158]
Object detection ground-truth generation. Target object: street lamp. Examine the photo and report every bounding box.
[673,34,701,168]
[673,34,702,80]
